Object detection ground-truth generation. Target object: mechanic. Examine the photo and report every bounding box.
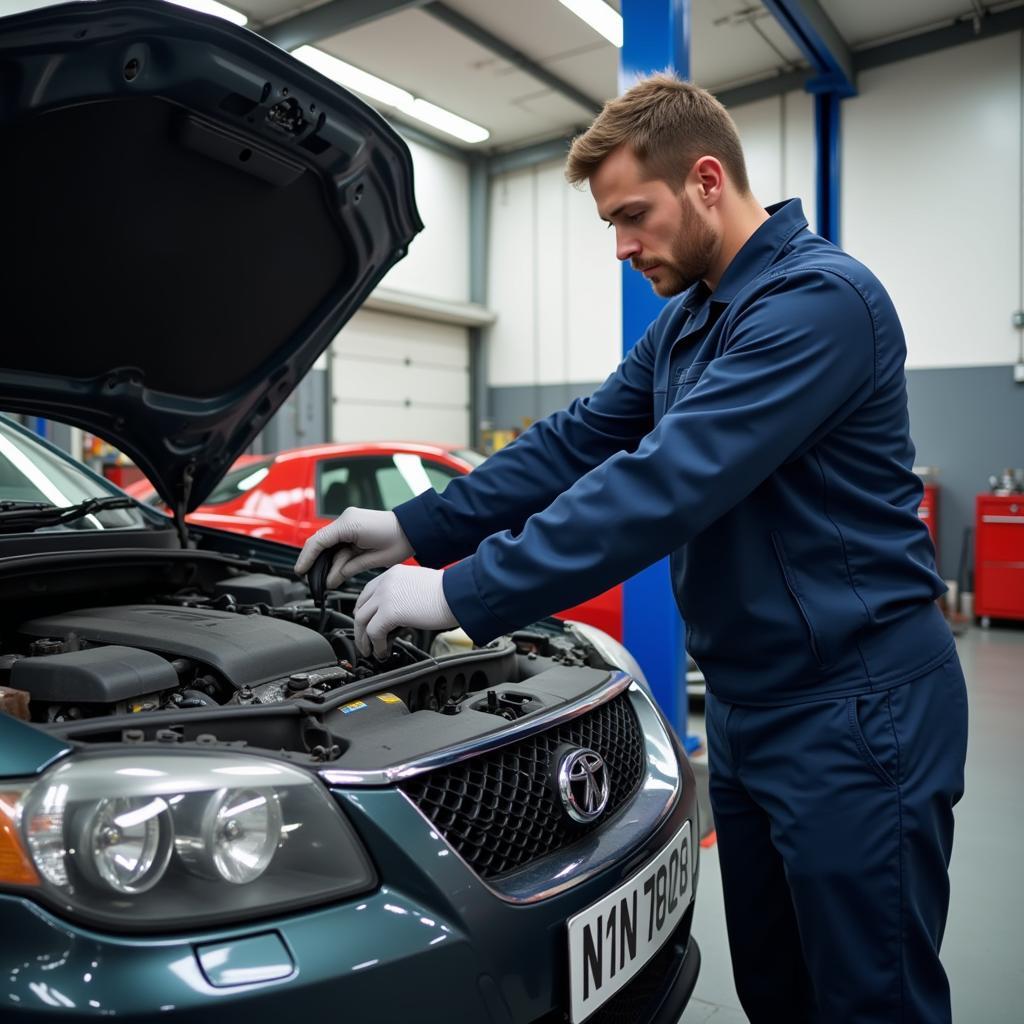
[296,74,967,1024]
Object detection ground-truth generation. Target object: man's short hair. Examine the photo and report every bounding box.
[565,72,750,194]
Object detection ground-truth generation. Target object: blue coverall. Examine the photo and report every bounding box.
[395,199,968,1023]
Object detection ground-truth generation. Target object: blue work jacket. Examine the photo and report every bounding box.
[395,199,952,705]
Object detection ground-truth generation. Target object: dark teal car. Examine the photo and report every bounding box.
[0,3,700,1021]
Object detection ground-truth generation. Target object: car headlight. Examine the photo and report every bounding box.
[0,752,375,932]
[76,796,175,895]
[567,620,651,692]
[174,786,283,885]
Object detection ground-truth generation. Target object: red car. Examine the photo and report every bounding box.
[125,442,624,639]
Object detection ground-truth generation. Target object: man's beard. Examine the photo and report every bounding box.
[634,194,718,297]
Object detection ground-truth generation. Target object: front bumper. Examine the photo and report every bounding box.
[553,923,700,1024]
[0,687,700,1022]
[651,937,700,1024]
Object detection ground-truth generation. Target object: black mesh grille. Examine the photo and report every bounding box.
[400,693,645,879]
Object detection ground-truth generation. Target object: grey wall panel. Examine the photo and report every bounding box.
[258,367,329,453]
[489,382,596,431]
[492,366,1024,582]
[906,365,1024,582]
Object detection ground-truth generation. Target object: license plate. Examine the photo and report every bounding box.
[567,820,692,1023]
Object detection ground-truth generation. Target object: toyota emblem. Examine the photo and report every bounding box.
[558,747,610,824]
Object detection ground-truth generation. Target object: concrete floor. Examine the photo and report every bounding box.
[676,623,1024,1023]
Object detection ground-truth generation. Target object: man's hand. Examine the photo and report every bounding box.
[294,508,414,589]
[353,565,457,660]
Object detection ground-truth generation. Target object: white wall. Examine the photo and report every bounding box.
[843,32,1023,370]
[729,89,817,226]
[485,33,1023,390]
[484,90,815,392]
[487,160,621,388]
[380,138,470,304]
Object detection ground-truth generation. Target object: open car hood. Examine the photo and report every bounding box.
[0,1,422,513]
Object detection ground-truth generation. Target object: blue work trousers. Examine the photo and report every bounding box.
[706,653,968,1023]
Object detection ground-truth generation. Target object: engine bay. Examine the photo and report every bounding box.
[0,562,615,769]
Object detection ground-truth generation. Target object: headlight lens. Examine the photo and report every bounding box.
[0,753,376,932]
[77,796,173,895]
[175,787,282,885]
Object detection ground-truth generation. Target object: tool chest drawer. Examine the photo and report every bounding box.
[975,495,1024,620]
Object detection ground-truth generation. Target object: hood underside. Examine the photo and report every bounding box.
[0,0,422,512]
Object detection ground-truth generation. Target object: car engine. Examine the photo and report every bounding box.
[0,566,615,768]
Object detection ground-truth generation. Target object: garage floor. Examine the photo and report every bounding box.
[676,623,1024,1024]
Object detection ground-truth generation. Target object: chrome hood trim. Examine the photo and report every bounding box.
[319,671,634,788]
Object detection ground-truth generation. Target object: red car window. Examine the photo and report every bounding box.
[316,454,461,517]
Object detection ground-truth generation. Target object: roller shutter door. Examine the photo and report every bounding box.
[330,309,470,445]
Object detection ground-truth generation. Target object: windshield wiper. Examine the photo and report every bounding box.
[0,496,133,533]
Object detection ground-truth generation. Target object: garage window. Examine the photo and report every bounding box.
[317,455,460,517]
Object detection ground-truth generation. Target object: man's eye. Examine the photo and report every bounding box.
[628,212,645,224]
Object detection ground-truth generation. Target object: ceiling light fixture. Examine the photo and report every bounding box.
[558,0,623,48]
[292,46,413,109]
[401,98,489,144]
[292,46,490,145]
[165,0,248,27]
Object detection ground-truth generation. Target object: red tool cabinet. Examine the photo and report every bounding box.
[975,494,1024,622]
[918,483,939,549]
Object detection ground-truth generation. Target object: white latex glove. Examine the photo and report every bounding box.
[353,565,457,660]
[294,508,414,589]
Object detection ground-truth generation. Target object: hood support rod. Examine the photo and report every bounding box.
[172,461,196,549]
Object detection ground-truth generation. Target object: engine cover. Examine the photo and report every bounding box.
[20,606,335,688]
[12,646,178,702]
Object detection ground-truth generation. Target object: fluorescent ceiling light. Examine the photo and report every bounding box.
[165,1,248,27]
[558,0,623,47]
[400,98,489,144]
[292,45,490,145]
[292,46,413,109]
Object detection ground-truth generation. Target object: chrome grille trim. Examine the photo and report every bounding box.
[399,684,680,904]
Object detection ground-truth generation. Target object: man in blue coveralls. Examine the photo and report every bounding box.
[296,74,968,1023]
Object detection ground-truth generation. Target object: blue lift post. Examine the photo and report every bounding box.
[619,0,698,751]
[760,0,856,243]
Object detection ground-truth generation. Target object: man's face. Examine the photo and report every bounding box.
[590,145,719,297]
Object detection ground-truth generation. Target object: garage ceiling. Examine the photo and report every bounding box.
[821,0,998,48]
[314,6,599,149]
[7,1,1024,151]
[236,0,1024,151]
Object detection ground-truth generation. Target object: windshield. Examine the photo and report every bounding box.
[204,457,275,505]
[0,419,145,531]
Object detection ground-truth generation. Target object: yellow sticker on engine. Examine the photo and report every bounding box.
[377,693,402,704]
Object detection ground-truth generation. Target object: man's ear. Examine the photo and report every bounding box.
[693,156,725,206]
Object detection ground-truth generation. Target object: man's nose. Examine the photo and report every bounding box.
[616,232,640,262]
